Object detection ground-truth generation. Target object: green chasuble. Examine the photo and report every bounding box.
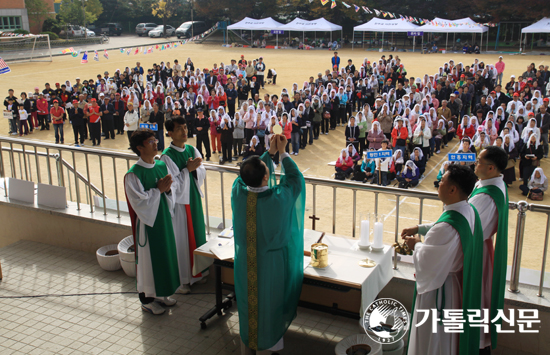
[162,144,206,248]
[127,161,180,297]
[231,152,306,351]
[470,185,509,349]
[407,205,484,355]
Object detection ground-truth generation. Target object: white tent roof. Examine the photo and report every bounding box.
[353,18,420,33]
[278,17,342,32]
[418,17,488,33]
[227,17,283,31]
[522,17,550,34]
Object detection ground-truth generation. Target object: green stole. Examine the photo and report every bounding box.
[470,184,509,349]
[162,145,206,248]
[127,161,180,297]
[407,205,483,355]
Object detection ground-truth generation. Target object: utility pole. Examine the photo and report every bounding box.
[191,0,194,37]
[82,0,87,39]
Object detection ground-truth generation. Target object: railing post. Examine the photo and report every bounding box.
[394,195,400,270]
[352,189,357,238]
[0,142,6,197]
[538,213,550,297]
[332,187,337,234]
[113,158,121,218]
[204,173,211,236]
[72,151,81,211]
[220,171,225,229]
[98,156,107,215]
[34,146,41,184]
[509,201,529,293]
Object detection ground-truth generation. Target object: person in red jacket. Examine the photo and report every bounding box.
[216,87,227,109]
[36,93,50,131]
[457,115,475,140]
[50,99,65,144]
[209,109,222,154]
[86,98,102,146]
[391,117,408,156]
[207,89,220,110]
[335,148,353,177]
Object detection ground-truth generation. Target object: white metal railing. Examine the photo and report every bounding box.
[0,136,549,296]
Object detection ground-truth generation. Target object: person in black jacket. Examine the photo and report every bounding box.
[100,97,116,139]
[237,78,250,106]
[195,109,211,161]
[149,103,165,151]
[112,94,126,135]
[301,100,315,148]
[225,83,238,118]
[182,98,196,139]
[68,100,86,146]
[217,114,234,164]
[329,91,340,130]
[345,116,360,152]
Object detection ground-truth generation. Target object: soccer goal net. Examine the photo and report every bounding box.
[0,34,52,63]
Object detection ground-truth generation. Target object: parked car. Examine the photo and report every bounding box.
[97,23,123,36]
[135,23,158,36]
[80,26,96,37]
[176,21,207,39]
[60,25,84,38]
[148,25,175,38]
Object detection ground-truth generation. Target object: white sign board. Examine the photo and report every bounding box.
[37,183,67,209]
[8,178,35,204]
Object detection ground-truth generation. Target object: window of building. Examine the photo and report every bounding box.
[0,17,22,30]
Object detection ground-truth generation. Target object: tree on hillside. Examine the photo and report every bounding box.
[59,0,103,26]
[194,0,277,22]
[25,0,52,32]
[151,0,182,36]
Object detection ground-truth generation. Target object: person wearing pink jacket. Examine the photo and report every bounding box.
[209,110,222,154]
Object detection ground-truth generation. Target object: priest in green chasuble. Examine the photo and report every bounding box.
[470,146,509,353]
[161,116,208,294]
[231,134,306,354]
[401,165,483,355]
[124,129,180,315]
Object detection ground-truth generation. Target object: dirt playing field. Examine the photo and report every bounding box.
[1,43,550,276]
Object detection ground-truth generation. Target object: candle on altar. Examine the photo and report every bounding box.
[360,220,370,246]
[373,221,384,248]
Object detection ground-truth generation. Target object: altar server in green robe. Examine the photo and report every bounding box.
[402,165,483,355]
[470,146,509,353]
[125,129,180,315]
[161,116,208,294]
[231,134,305,354]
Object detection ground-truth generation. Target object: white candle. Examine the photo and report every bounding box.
[373,222,384,248]
[360,220,370,246]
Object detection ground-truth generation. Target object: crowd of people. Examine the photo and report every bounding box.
[3,52,550,197]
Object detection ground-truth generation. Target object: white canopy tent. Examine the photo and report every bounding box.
[352,18,420,50]
[520,17,550,52]
[278,17,343,46]
[418,17,489,52]
[227,17,283,46]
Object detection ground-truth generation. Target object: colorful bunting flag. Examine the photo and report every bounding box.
[120,48,124,53]
[0,57,11,75]
[354,4,359,12]
[71,49,81,58]
[362,6,370,13]
[321,0,329,5]
[61,47,74,54]
[103,50,109,59]
[331,0,336,9]
[341,1,351,8]
[81,51,88,64]
[93,50,99,61]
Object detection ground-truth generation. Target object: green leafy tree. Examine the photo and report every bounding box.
[59,0,104,26]
[151,0,182,36]
[25,0,52,31]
